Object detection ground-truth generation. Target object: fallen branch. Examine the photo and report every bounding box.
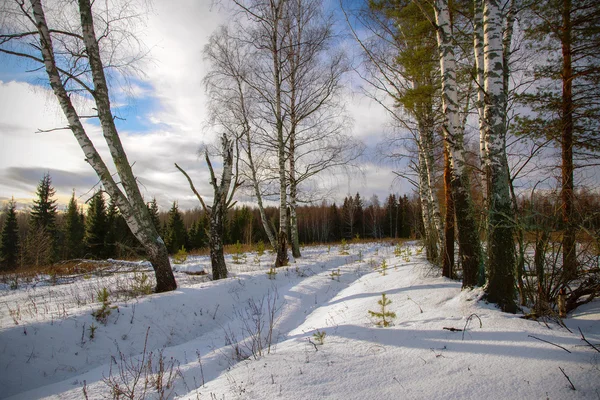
[528,335,571,353]
[443,327,462,332]
[578,327,600,353]
[559,367,576,390]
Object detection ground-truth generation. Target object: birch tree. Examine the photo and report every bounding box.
[0,0,177,292]
[176,134,242,280]
[203,26,278,251]
[345,1,445,264]
[430,0,482,287]
[480,0,517,312]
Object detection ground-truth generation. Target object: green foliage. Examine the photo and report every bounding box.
[30,172,57,234]
[165,202,187,254]
[29,173,57,261]
[339,239,349,255]
[0,198,19,271]
[63,192,84,260]
[256,240,265,256]
[266,267,277,280]
[146,198,161,233]
[173,246,188,264]
[313,330,326,345]
[368,293,396,327]
[357,249,363,263]
[394,243,402,257]
[188,217,207,251]
[92,287,117,324]
[84,192,108,259]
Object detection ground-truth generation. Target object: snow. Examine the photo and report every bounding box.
[1,242,598,399]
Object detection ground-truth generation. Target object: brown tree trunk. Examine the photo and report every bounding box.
[561,0,576,281]
[442,144,455,278]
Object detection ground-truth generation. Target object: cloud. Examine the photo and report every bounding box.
[0,1,400,213]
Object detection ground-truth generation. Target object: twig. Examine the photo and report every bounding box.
[578,327,600,353]
[559,367,576,390]
[307,338,318,352]
[528,335,571,353]
[443,327,462,332]
[462,314,482,340]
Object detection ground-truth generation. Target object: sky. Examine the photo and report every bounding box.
[0,0,408,211]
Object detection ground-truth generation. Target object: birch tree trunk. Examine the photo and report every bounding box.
[482,0,517,312]
[434,0,482,288]
[31,0,176,292]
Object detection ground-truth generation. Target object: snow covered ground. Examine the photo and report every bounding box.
[0,242,598,399]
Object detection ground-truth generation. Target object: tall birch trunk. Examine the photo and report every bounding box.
[272,1,289,268]
[474,0,487,210]
[434,0,482,288]
[31,0,176,292]
[482,0,516,312]
[417,143,437,262]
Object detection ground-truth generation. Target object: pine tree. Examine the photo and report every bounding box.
[0,198,20,271]
[165,202,187,254]
[30,173,58,232]
[84,192,108,259]
[516,0,600,281]
[29,172,58,263]
[146,198,161,233]
[188,217,207,250]
[63,191,85,260]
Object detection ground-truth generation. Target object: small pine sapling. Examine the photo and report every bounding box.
[266,267,277,280]
[353,233,360,243]
[368,293,396,327]
[327,244,331,254]
[339,239,349,255]
[313,330,326,345]
[256,240,265,256]
[379,259,388,276]
[232,241,243,264]
[394,243,402,257]
[357,249,363,263]
[92,287,117,324]
[132,272,153,296]
[173,246,188,264]
[330,269,341,281]
[88,323,97,339]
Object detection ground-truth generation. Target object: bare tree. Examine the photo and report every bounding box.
[0,0,177,291]
[176,134,241,280]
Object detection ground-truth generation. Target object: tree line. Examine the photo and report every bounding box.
[0,173,421,271]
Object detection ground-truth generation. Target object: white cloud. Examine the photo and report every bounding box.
[0,0,400,212]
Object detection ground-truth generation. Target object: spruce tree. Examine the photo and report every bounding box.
[146,198,161,233]
[30,173,58,232]
[84,192,108,259]
[63,191,85,259]
[0,198,20,271]
[29,172,58,263]
[165,202,187,254]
